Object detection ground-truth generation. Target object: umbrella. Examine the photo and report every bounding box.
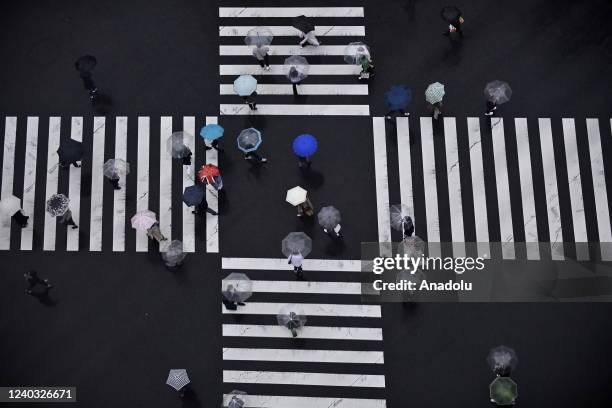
[396,269,425,295]
[75,55,97,72]
[0,195,21,216]
[227,390,247,408]
[200,124,224,141]
[440,6,462,23]
[317,206,341,230]
[237,128,262,153]
[285,186,308,206]
[277,304,307,336]
[292,134,318,157]
[161,240,186,266]
[390,204,412,231]
[487,345,518,376]
[222,273,253,303]
[398,235,426,258]
[283,56,309,83]
[425,82,445,104]
[291,15,315,33]
[343,42,371,64]
[56,139,83,163]
[130,210,157,231]
[385,85,413,111]
[45,194,69,217]
[489,377,518,406]
[484,80,513,104]
[245,26,274,47]
[282,231,312,258]
[166,369,190,391]
[103,158,130,180]
[167,131,193,159]
[182,185,205,207]
[233,75,257,96]
[197,164,220,183]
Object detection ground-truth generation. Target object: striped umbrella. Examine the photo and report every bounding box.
[425,82,445,104]
[166,369,190,391]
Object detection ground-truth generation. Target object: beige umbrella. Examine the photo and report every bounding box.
[285,186,307,206]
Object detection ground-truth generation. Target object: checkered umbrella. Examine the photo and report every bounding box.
[45,194,69,217]
[166,369,190,391]
[425,82,445,104]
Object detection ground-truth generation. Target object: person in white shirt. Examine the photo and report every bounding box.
[288,252,304,279]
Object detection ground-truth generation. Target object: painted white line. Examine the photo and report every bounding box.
[222,324,382,341]
[562,118,588,260]
[223,348,384,364]
[396,117,414,228]
[539,119,564,260]
[206,116,219,253]
[234,280,362,295]
[221,394,386,408]
[219,25,365,37]
[373,118,391,244]
[490,119,515,259]
[587,118,612,260]
[221,45,354,56]
[223,370,385,388]
[222,302,381,318]
[420,117,440,256]
[136,117,150,252]
[514,118,540,260]
[159,117,173,241]
[89,117,106,251]
[220,104,370,116]
[220,83,368,95]
[219,7,365,18]
[220,64,362,76]
[443,118,465,257]
[112,117,128,252]
[20,117,38,250]
[43,117,61,251]
[467,118,490,258]
[222,257,361,271]
[182,116,196,253]
[66,117,83,251]
[0,117,17,250]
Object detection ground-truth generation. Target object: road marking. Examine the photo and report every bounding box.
[43,117,61,251]
[222,348,384,364]
[112,117,128,252]
[219,25,365,36]
[223,370,385,388]
[220,104,369,116]
[219,7,365,18]
[136,117,150,252]
[221,45,356,56]
[222,302,381,318]
[89,117,106,251]
[223,280,362,294]
[0,117,17,250]
[66,117,82,251]
[372,118,391,244]
[20,117,38,250]
[421,117,440,256]
[220,83,368,95]
[222,324,383,340]
[396,117,414,228]
[467,118,490,258]
[221,394,386,408]
[159,117,173,241]
[443,118,465,257]
[182,116,196,252]
[514,118,540,259]
[222,257,361,271]
[220,64,362,76]
[206,116,219,253]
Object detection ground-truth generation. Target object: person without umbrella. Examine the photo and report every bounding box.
[24,270,53,295]
[441,6,464,37]
[75,55,99,103]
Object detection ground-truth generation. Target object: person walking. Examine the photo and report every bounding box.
[192,198,218,216]
[288,251,305,279]
[243,94,257,110]
[402,215,415,239]
[59,209,78,229]
[181,148,193,166]
[299,30,320,47]
[288,66,303,96]
[324,224,342,238]
[24,270,53,295]
[358,55,375,80]
[11,209,29,228]
[441,7,464,37]
[431,102,443,120]
[108,176,121,190]
[75,55,99,103]
[146,222,167,242]
[485,100,497,116]
[59,160,81,169]
[253,45,271,70]
[222,284,246,310]
[296,197,314,218]
[205,139,223,153]
[244,151,268,164]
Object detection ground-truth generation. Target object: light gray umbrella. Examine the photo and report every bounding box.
[343,42,370,64]
[317,206,341,230]
[160,240,187,267]
[236,128,262,153]
[390,204,412,231]
[227,390,247,408]
[398,235,426,258]
[396,269,425,295]
[281,232,312,258]
[103,158,130,180]
[277,304,307,332]
[484,80,512,104]
[0,195,21,216]
[283,56,309,83]
[487,345,518,375]
[166,369,190,391]
[245,26,273,46]
[222,273,253,302]
[425,82,445,104]
[45,194,70,217]
[167,131,193,159]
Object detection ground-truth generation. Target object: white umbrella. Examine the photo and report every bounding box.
[285,186,307,206]
[166,369,190,391]
[0,195,21,216]
[425,82,445,104]
[130,210,157,231]
[222,273,253,303]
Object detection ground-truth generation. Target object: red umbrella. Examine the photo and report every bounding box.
[198,164,220,183]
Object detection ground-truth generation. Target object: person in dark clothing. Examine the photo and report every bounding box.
[485,100,497,116]
[181,150,192,166]
[24,270,53,295]
[402,216,415,239]
[205,139,224,153]
[12,210,29,228]
[192,198,218,216]
[222,299,238,310]
[288,67,302,96]
[243,94,257,110]
[442,15,464,37]
[59,209,78,229]
[297,155,311,168]
[244,151,268,164]
[109,177,121,190]
[59,160,81,169]
[75,55,99,103]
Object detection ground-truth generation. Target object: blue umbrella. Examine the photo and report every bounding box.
[292,134,318,157]
[384,85,412,110]
[233,75,257,96]
[200,124,224,141]
[237,128,262,153]
[182,185,205,207]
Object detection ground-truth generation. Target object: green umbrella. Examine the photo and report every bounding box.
[489,377,518,406]
[425,82,445,104]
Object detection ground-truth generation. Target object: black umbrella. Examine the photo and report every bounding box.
[291,15,315,33]
[440,6,462,23]
[75,55,97,72]
[56,139,83,163]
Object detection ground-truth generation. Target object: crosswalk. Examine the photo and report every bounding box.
[219,6,370,116]
[220,257,387,408]
[373,116,612,261]
[0,115,220,253]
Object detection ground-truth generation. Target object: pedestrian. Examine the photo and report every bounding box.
[244,151,268,164]
[243,93,257,110]
[288,251,305,279]
[11,209,29,228]
[253,45,271,70]
[192,198,218,216]
[181,148,193,166]
[299,30,320,47]
[441,7,464,37]
[485,100,497,116]
[431,102,443,120]
[288,66,302,96]
[146,222,167,242]
[75,55,99,103]
[296,197,314,217]
[402,215,414,239]
[24,270,53,295]
[204,173,223,191]
[324,223,342,238]
[297,155,311,168]
[358,55,375,80]
[222,284,246,310]
[59,160,81,169]
[59,209,78,229]
[108,176,121,190]
[205,139,224,153]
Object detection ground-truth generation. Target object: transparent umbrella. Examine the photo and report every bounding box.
[487,345,518,376]
[281,232,312,258]
[484,80,512,105]
[489,377,518,406]
[245,26,273,46]
[222,273,253,303]
[131,210,157,231]
[167,131,193,159]
[277,304,307,336]
[227,390,247,408]
[317,206,341,230]
[344,42,370,64]
[425,82,445,104]
[390,204,412,231]
[0,195,21,216]
[237,128,262,153]
[166,369,190,391]
[103,158,130,180]
[283,56,309,83]
[45,194,69,216]
[160,240,186,267]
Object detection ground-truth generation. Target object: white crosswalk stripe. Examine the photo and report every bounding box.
[219,83,368,95]
[223,370,385,387]
[222,324,383,341]
[219,7,365,18]
[66,117,82,251]
[222,394,386,408]
[20,117,38,250]
[219,26,366,37]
